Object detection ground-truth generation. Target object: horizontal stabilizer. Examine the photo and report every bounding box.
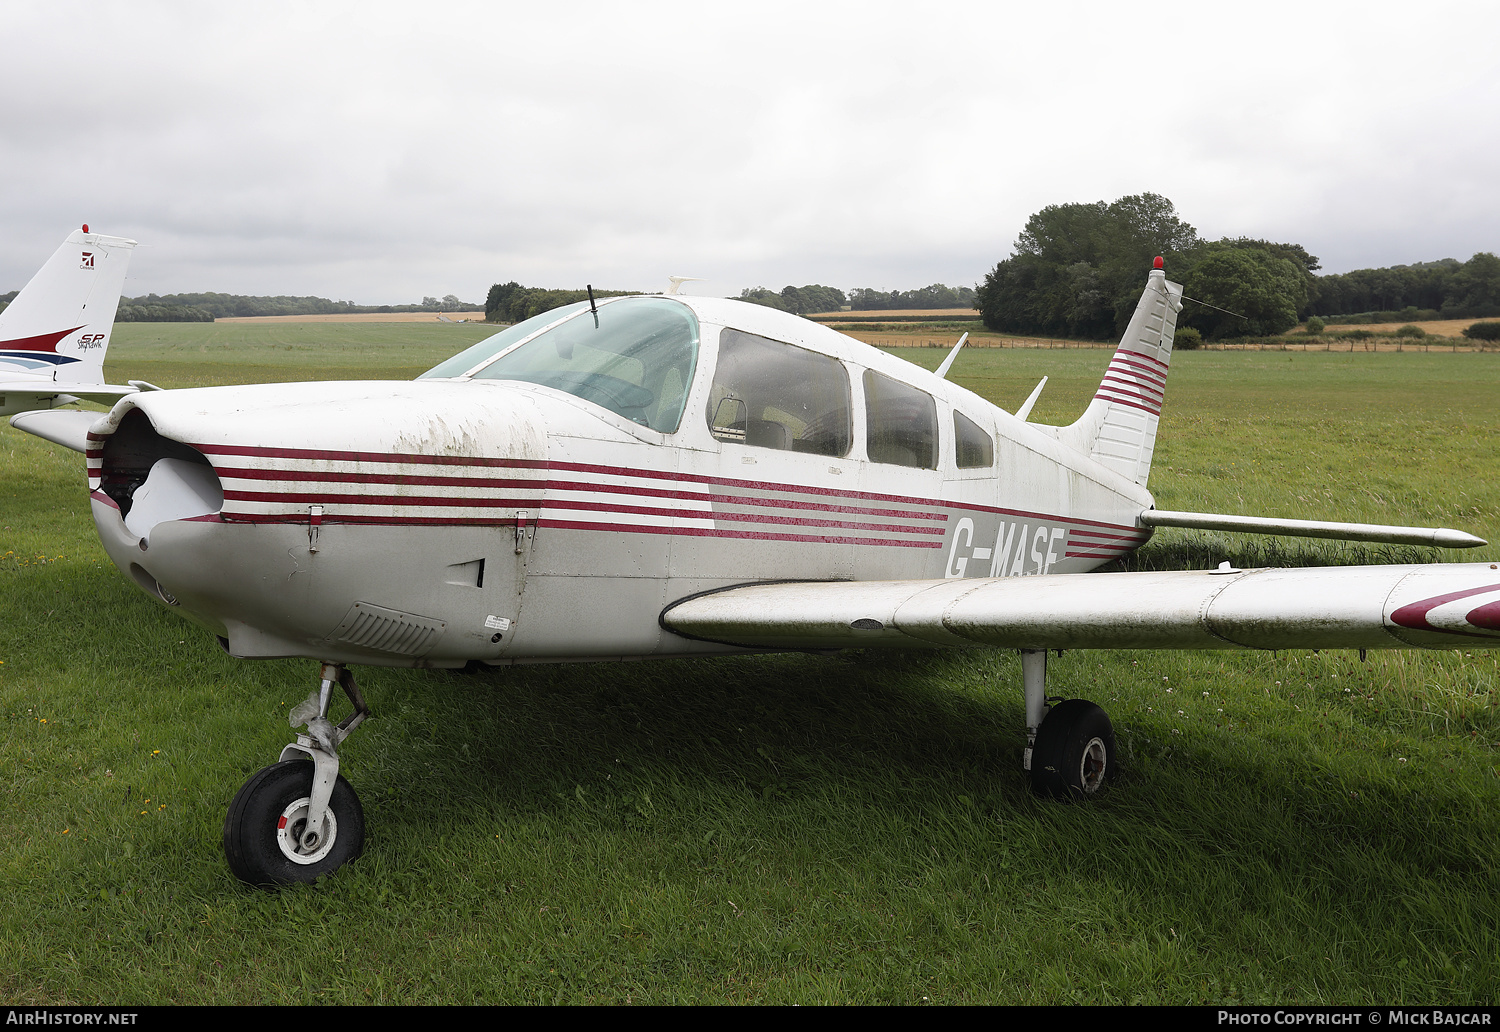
[661,563,1500,652]
[0,380,138,414]
[1141,509,1486,549]
[9,409,102,453]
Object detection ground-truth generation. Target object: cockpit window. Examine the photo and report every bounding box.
[707,329,851,457]
[420,298,699,432]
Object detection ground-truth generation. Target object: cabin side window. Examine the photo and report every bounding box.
[864,370,938,469]
[706,329,852,456]
[953,410,994,469]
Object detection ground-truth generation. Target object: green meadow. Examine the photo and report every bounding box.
[0,323,1496,1004]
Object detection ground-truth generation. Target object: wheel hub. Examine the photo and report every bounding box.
[1078,736,1107,793]
[276,797,338,865]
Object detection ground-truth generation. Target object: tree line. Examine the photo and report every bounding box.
[1309,253,1500,320]
[974,193,1500,340]
[484,282,979,323]
[484,282,642,324]
[736,283,976,315]
[122,292,481,321]
[2,289,485,323]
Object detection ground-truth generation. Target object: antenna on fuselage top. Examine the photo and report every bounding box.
[666,276,703,295]
[934,332,969,379]
[1014,376,1048,421]
[587,284,598,328]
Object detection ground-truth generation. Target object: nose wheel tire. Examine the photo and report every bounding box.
[1030,699,1116,800]
[223,759,365,885]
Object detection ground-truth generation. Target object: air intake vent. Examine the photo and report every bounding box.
[327,602,446,657]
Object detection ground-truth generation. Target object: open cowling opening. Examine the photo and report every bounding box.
[99,408,223,539]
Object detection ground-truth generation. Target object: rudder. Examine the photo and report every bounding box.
[1054,259,1183,486]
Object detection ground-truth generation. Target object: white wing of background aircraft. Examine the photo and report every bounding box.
[8,255,1494,885]
[0,225,141,424]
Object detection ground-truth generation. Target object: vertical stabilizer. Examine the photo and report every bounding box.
[1054,260,1183,485]
[0,226,138,386]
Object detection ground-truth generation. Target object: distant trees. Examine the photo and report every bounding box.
[847,283,976,311]
[115,301,214,322]
[484,282,638,323]
[1445,252,1500,314]
[735,283,983,315]
[970,192,1494,339]
[118,292,479,319]
[737,284,848,315]
[1309,253,1500,320]
[1182,244,1308,337]
[976,193,1204,339]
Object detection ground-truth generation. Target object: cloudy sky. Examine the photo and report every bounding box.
[4,1,1497,305]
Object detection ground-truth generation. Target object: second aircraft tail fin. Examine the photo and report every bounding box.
[0,225,138,386]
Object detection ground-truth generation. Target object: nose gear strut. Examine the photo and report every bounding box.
[223,662,371,885]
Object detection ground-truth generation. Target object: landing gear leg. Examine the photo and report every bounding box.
[1020,649,1116,800]
[223,662,371,885]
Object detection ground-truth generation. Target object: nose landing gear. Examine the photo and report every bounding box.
[223,663,371,885]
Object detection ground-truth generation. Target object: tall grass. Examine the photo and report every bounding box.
[0,332,1494,1003]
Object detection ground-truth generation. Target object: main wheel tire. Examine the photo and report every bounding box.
[223,759,365,886]
[1030,699,1116,801]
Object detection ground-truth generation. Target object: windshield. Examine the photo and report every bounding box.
[423,297,700,432]
[418,301,593,379]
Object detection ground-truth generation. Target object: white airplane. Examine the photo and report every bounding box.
[10,258,1497,887]
[0,225,142,419]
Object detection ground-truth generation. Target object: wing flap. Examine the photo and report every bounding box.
[661,564,1500,652]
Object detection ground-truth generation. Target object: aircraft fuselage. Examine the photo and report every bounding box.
[86,296,1154,667]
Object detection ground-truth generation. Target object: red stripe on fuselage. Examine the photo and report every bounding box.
[187,442,1143,536]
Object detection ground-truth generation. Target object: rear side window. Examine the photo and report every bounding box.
[954,410,994,468]
[864,370,937,469]
[707,329,851,456]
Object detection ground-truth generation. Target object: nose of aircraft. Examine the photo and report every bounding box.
[87,379,548,665]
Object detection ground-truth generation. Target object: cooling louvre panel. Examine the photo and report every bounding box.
[327,601,446,657]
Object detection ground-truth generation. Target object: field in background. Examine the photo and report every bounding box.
[103,320,498,387]
[1,323,1496,1004]
[217,311,487,324]
[807,308,977,321]
[1310,317,1480,338]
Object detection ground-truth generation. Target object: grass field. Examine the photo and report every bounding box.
[1,323,1496,1004]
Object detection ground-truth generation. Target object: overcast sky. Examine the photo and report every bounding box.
[4,1,1497,304]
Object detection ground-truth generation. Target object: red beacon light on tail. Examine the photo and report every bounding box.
[1153,256,1163,270]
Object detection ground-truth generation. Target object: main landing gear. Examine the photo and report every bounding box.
[1021,649,1116,800]
[223,662,371,885]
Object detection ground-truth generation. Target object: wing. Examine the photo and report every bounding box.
[661,563,1500,652]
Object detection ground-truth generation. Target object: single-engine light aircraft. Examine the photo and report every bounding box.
[0,225,143,419]
[11,258,1496,886]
